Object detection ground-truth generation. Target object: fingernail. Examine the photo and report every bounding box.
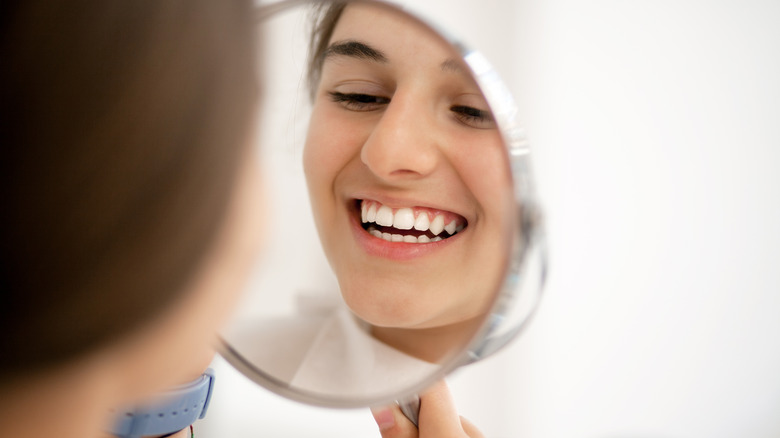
[371,407,395,431]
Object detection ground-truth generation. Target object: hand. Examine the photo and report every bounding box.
[370,381,484,438]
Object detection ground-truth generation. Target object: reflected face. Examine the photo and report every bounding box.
[304,4,512,330]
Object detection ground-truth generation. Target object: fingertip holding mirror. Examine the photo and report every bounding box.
[220,0,547,412]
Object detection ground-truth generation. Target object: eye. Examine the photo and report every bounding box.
[328,91,390,112]
[450,105,495,129]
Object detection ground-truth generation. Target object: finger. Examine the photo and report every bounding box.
[417,380,467,437]
[371,404,419,438]
[460,415,485,438]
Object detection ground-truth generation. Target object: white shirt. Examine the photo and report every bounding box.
[223,304,440,400]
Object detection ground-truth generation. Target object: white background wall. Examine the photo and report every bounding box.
[202,1,780,436]
[510,1,780,437]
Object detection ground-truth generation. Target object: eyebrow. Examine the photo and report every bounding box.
[323,40,388,63]
[322,40,471,77]
[440,58,468,74]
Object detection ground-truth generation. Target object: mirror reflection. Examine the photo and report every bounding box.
[305,2,513,361]
[221,0,514,405]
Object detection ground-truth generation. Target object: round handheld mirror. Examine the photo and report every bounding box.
[219,0,546,414]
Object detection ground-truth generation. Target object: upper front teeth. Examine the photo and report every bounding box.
[393,208,415,230]
[375,205,393,227]
[360,200,465,239]
[413,213,429,231]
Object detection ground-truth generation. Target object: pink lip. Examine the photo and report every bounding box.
[348,203,464,261]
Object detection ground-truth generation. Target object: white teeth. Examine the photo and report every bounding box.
[365,228,451,244]
[429,215,445,236]
[376,205,393,226]
[413,213,430,231]
[362,200,465,242]
[393,208,415,230]
[444,220,458,235]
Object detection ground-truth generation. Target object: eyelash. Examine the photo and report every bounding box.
[450,105,493,127]
[327,92,493,128]
[328,92,389,111]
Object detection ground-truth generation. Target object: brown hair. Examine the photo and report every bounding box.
[0,0,257,374]
[306,2,347,100]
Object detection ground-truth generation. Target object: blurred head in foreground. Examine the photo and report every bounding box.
[0,1,262,436]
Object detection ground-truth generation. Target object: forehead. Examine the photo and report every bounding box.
[327,3,463,68]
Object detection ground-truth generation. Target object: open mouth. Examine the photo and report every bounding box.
[356,199,467,243]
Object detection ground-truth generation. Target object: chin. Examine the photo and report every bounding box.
[340,284,426,327]
[340,283,460,330]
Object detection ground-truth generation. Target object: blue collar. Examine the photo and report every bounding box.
[110,368,215,438]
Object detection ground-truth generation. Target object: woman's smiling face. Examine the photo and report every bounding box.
[304,4,512,331]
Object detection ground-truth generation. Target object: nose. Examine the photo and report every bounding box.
[360,93,441,182]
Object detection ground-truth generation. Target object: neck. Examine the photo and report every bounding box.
[0,356,117,438]
[370,315,486,363]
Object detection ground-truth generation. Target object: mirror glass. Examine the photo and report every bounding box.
[220,0,543,408]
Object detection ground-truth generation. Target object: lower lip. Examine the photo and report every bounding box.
[349,212,463,261]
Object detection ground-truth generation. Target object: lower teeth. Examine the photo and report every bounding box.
[368,226,443,243]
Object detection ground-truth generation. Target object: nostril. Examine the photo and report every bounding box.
[389,169,422,177]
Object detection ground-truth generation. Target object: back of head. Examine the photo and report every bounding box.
[0,0,257,375]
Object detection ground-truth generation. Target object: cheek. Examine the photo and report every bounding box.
[451,133,512,216]
[304,105,371,168]
[304,107,353,254]
[303,110,336,222]
[304,108,342,187]
[303,106,370,203]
